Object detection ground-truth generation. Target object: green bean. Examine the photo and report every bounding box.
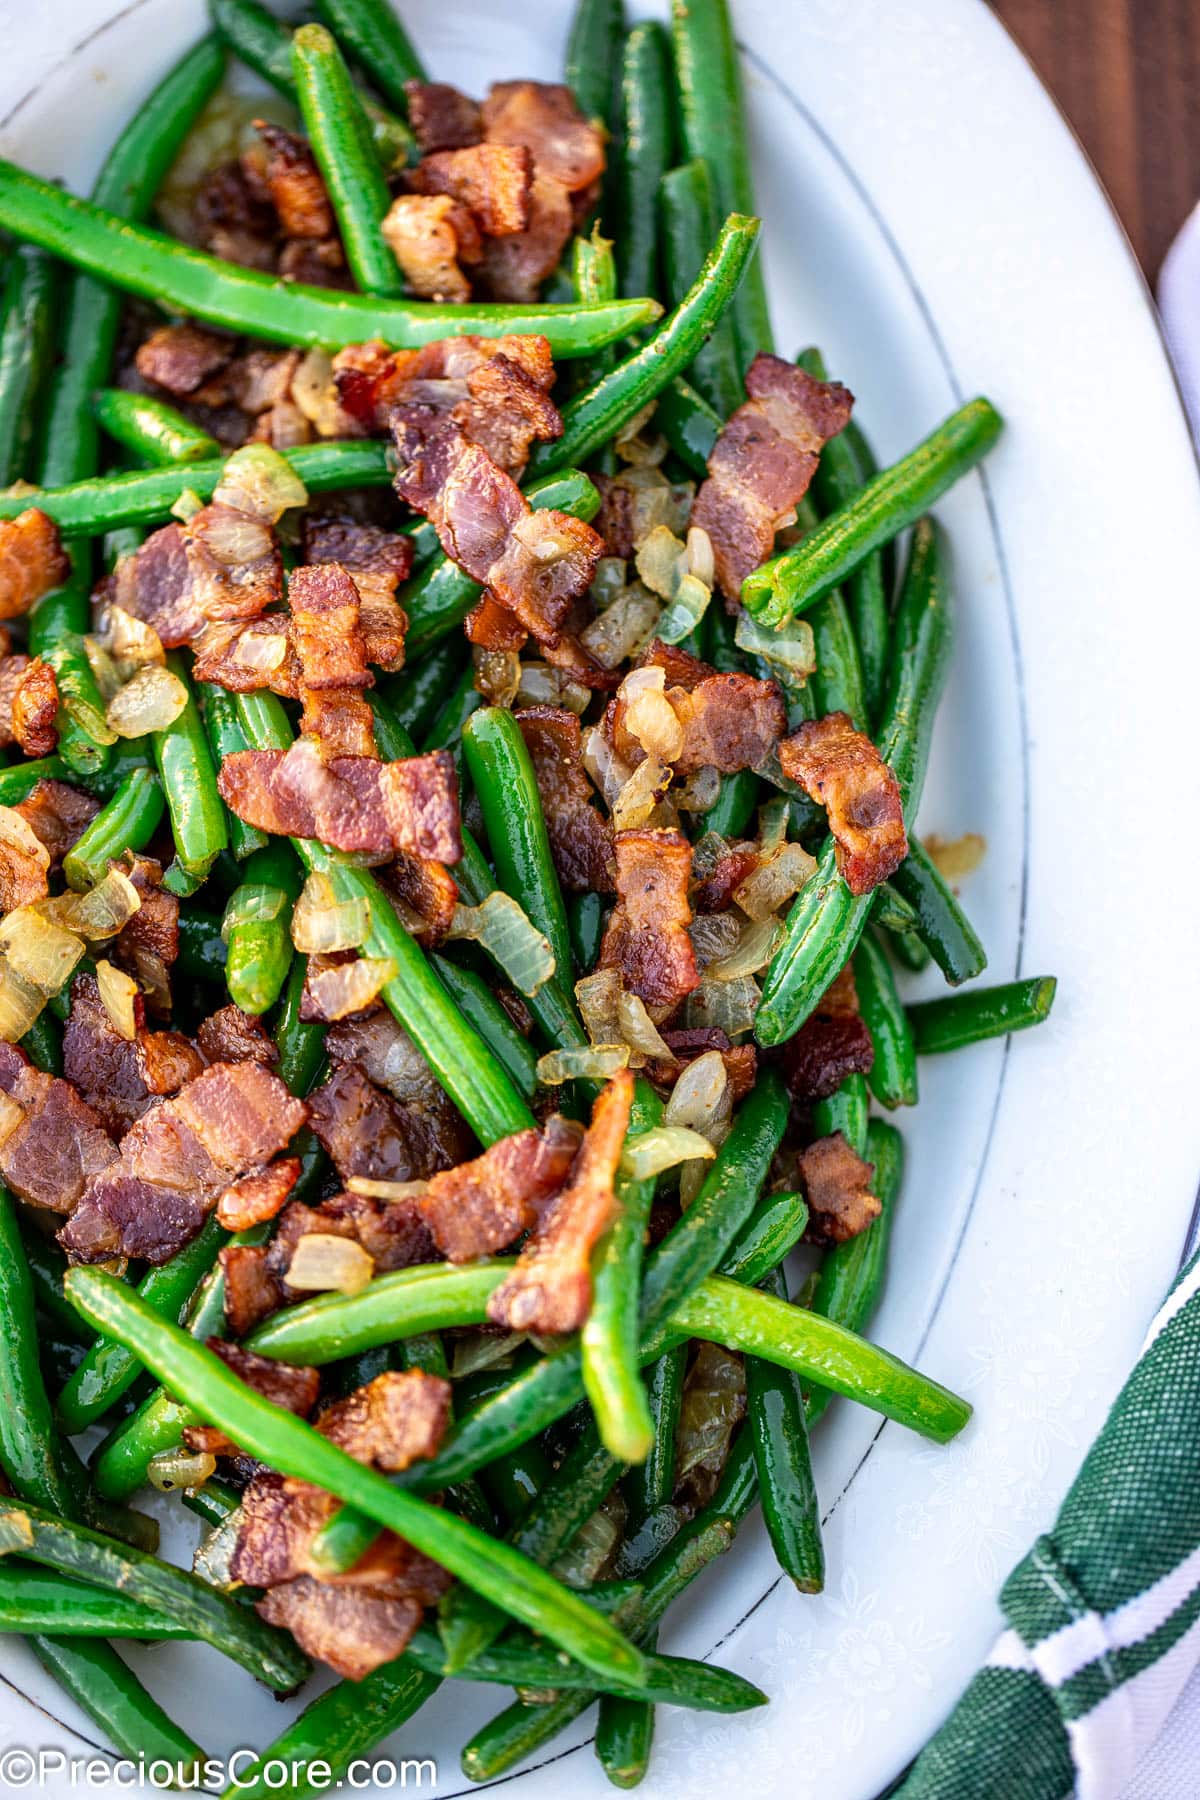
[908,976,1056,1054]
[68,1269,647,1687]
[0,246,55,484]
[0,1495,307,1690]
[583,1080,661,1462]
[671,0,772,374]
[93,387,218,466]
[566,0,625,127]
[0,1566,196,1638]
[888,838,988,986]
[402,466,601,656]
[570,889,606,975]
[756,516,955,1045]
[597,1672,656,1785]
[420,660,480,754]
[293,25,403,297]
[527,213,760,480]
[20,1010,62,1076]
[18,1223,80,1340]
[63,768,164,892]
[807,1121,904,1427]
[224,841,301,1016]
[175,908,228,985]
[0,1188,81,1517]
[0,160,659,355]
[477,1428,551,1529]
[882,916,933,973]
[656,373,721,476]
[0,756,66,805]
[313,0,427,109]
[571,229,619,446]
[743,399,1003,626]
[153,653,229,888]
[660,160,741,417]
[430,954,538,1099]
[746,1262,823,1591]
[617,23,673,301]
[383,639,467,741]
[808,585,868,728]
[31,1639,204,1777]
[625,1345,685,1531]
[811,1072,869,1158]
[855,930,918,1108]
[872,881,923,938]
[182,1475,242,1528]
[198,683,267,859]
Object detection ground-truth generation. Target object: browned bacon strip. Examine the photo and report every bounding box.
[421,1115,581,1261]
[11,658,58,757]
[288,561,379,760]
[184,1339,320,1458]
[256,1578,429,1681]
[599,828,700,1022]
[302,516,415,586]
[778,711,907,895]
[800,1131,881,1244]
[216,1157,300,1231]
[253,122,334,241]
[0,651,30,746]
[319,1368,452,1471]
[308,1063,471,1190]
[780,963,873,1102]
[517,706,613,892]
[14,781,98,866]
[113,505,282,648]
[64,973,205,1139]
[607,642,786,776]
[405,80,483,153]
[378,851,459,948]
[196,1004,277,1067]
[0,510,69,620]
[217,738,461,859]
[409,144,532,236]
[476,83,605,302]
[333,334,558,466]
[0,1041,116,1214]
[691,354,854,598]
[487,1069,632,1334]
[381,194,475,303]
[134,323,232,398]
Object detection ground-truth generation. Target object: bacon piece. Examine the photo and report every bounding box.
[0,653,30,745]
[378,852,459,948]
[221,1242,284,1338]
[196,1005,278,1067]
[800,1131,881,1245]
[135,324,233,398]
[0,1042,115,1214]
[216,1157,300,1231]
[308,1063,469,1188]
[289,561,378,760]
[692,355,854,598]
[228,348,300,415]
[192,160,278,270]
[63,973,205,1139]
[608,658,786,776]
[482,81,606,193]
[422,1115,581,1261]
[113,506,282,648]
[778,711,907,895]
[298,687,378,759]
[405,80,483,153]
[488,1070,631,1334]
[599,828,700,1022]
[10,657,58,757]
[0,807,49,911]
[318,1369,452,1471]
[185,1339,320,1458]
[13,781,98,866]
[302,516,415,586]
[276,235,347,288]
[256,1577,425,1680]
[382,194,474,303]
[476,171,574,302]
[693,844,760,913]
[254,122,334,240]
[0,510,69,620]
[410,144,532,236]
[325,1009,450,1108]
[218,738,461,859]
[647,1028,758,1102]
[780,963,874,1101]
[113,861,179,1011]
[58,1062,307,1265]
[517,706,613,892]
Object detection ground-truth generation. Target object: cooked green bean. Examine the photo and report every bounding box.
[0,756,67,805]
[153,654,229,890]
[889,838,988,986]
[198,683,267,860]
[811,1072,870,1158]
[0,245,55,484]
[293,24,403,297]
[909,976,1056,1053]
[0,1187,81,1518]
[743,399,1003,626]
[223,840,302,1016]
[383,638,467,740]
[583,1081,661,1462]
[19,1010,62,1076]
[617,22,673,301]
[656,372,721,475]
[314,0,427,109]
[175,907,228,985]
[429,954,538,1099]
[420,660,480,753]
[660,159,741,417]
[93,387,219,466]
[63,768,164,891]
[746,1262,824,1591]
[31,1639,204,1778]
[855,930,918,1108]
[0,1566,195,1638]
[566,0,625,128]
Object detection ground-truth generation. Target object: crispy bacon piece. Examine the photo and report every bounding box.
[14,781,98,865]
[254,122,334,240]
[325,1009,451,1109]
[780,963,874,1101]
[113,859,179,1011]
[465,591,527,651]
[0,511,69,620]
[482,82,606,193]
[302,516,415,586]
[218,738,461,859]
[421,1115,581,1261]
[599,828,700,1022]
[10,658,58,757]
[647,1028,757,1102]
[229,348,300,415]
[216,1157,301,1231]
[488,1070,631,1334]
[0,1041,116,1213]
[0,652,30,745]
[319,1368,452,1471]
[135,323,233,398]
[778,711,907,895]
[405,80,483,152]
[0,808,49,911]
[410,144,532,236]
[191,160,277,270]
[308,1063,469,1188]
[693,844,760,913]
[379,852,459,948]
[256,1576,427,1680]
[800,1131,880,1245]
[691,354,854,598]
[607,651,786,777]
[298,687,378,759]
[221,1242,285,1338]
[289,561,378,760]
[113,506,282,648]
[196,1005,278,1067]
[58,1062,307,1266]
[382,194,475,303]
[516,706,613,892]
[477,171,575,302]
[185,1339,320,1458]
[64,973,205,1139]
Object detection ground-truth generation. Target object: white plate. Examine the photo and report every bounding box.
[1,2,1199,1795]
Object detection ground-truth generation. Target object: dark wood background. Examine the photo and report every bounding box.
[990,0,1200,278]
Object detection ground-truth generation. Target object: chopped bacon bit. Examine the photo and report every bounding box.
[229,348,301,415]
[378,851,459,948]
[113,505,282,648]
[221,1242,283,1338]
[780,962,874,1101]
[0,1042,116,1215]
[382,194,474,303]
[488,1069,632,1334]
[0,808,49,912]
[11,657,58,757]
[113,862,179,1012]
[0,510,69,620]
[309,1063,470,1189]
[277,236,347,289]
[216,1156,300,1230]
[638,639,712,691]
[289,563,371,694]
[476,170,574,301]
[694,844,760,913]
[647,1028,758,1102]
[218,738,461,859]
[421,1115,581,1261]
[410,144,532,236]
[778,711,907,895]
[14,781,98,866]
[599,828,700,1022]
[185,1338,320,1458]
[325,1009,445,1107]
[0,653,30,745]
[800,1132,881,1244]
[135,323,233,398]
[299,687,378,759]
[302,516,415,586]
[319,1369,452,1472]
[692,353,854,598]
[192,160,278,271]
[482,81,606,193]
[517,706,613,892]
[465,591,527,651]
[254,121,334,240]
[64,972,204,1139]
[58,1062,307,1265]
[608,666,786,776]
[196,1005,278,1067]
[256,1576,426,1681]
[405,80,483,153]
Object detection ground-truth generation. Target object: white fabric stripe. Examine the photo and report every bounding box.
[986,1629,1034,1673]
[1140,1255,1200,1356]
[1030,1542,1200,1688]
[1073,1608,1200,1800]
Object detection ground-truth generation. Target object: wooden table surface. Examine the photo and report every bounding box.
[990,0,1200,278]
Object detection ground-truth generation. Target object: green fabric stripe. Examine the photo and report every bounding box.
[1002,1539,1084,1649]
[893,1666,1074,1800]
[1056,1575,1200,1722]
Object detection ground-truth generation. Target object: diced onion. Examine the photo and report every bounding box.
[195,508,274,564]
[734,841,818,921]
[707,917,781,981]
[82,639,123,703]
[106,664,188,738]
[95,959,139,1041]
[589,557,627,610]
[676,1341,746,1488]
[684,973,761,1038]
[635,525,714,647]
[635,525,686,600]
[0,963,46,1043]
[148,1449,217,1494]
[69,868,142,940]
[93,603,165,676]
[581,723,633,808]
[291,348,345,437]
[757,797,791,854]
[664,1049,729,1134]
[213,443,308,522]
[233,630,289,673]
[0,1088,25,1147]
[473,648,521,708]
[291,872,368,954]
[171,488,203,522]
[0,906,83,996]
[688,911,741,971]
[673,765,720,813]
[514,661,589,715]
[345,1176,429,1201]
[306,956,396,1020]
[579,584,660,670]
[222,883,289,941]
[621,1124,716,1181]
[734,610,817,697]
[286,1232,375,1295]
[616,988,674,1061]
[575,968,621,1048]
[612,753,671,833]
[618,665,683,764]
[552,1493,625,1589]
[447,893,555,997]
[192,1509,243,1588]
[535,1044,630,1085]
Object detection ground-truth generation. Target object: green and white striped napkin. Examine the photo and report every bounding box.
[894,1244,1200,1800]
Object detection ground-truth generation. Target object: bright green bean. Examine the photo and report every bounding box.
[582,1080,660,1462]
[811,1072,870,1158]
[566,0,625,128]
[63,768,164,891]
[660,159,741,416]
[889,838,988,986]
[617,22,674,300]
[93,387,219,465]
[0,245,56,484]
[223,840,302,1016]
[429,955,538,1099]
[746,1262,824,1591]
[855,930,918,1107]
[908,976,1057,1054]
[313,0,427,109]
[198,683,267,859]
[153,653,229,888]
